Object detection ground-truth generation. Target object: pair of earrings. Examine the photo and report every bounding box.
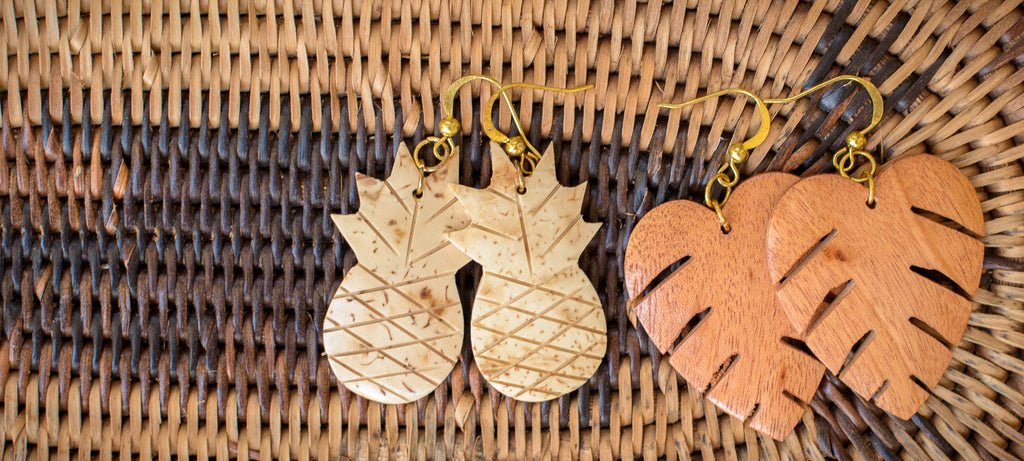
[625,76,985,440]
[322,76,607,404]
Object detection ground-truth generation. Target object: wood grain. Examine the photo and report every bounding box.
[767,154,985,419]
[624,173,826,440]
[447,143,606,402]
[324,144,470,404]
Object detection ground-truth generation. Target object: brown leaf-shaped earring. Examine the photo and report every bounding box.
[624,89,825,440]
[323,76,525,404]
[764,76,985,419]
[446,82,608,402]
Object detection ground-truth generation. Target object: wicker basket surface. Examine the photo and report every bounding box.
[1,0,1024,459]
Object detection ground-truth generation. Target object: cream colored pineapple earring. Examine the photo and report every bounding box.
[446,81,608,402]
[323,76,528,404]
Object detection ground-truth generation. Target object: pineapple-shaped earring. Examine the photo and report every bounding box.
[323,131,468,404]
[324,76,525,404]
[446,82,608,402]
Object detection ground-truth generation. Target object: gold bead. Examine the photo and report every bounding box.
[438,117,461,137]
[846,131,867,152]
[505,136,527,156]
[728,144,749,164]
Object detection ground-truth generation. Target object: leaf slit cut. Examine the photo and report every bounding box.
[744,403,761,422]
[777,229,838,286]
[805,279,856,336]
[782,390,806,406]
[911,206,983,240]
[909,266,971,298]
[631,255,692,307]
[670,305,712,354]
[780,336,816,360]
[838,330,876,378]
[909,317,953,348]
[704,353,740,395]
[869,379,890,403]
[910,375,933,394]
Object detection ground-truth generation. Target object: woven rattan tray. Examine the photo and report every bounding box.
[2,0,1023,459]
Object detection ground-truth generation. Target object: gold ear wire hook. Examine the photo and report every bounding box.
[763,75,883,134]
[481,82,594,186]
[411,75,525,196]
[658,88,772,232]
[764,75,884,205]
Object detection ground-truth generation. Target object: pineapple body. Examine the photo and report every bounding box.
[323,145,469,404]
[325,268,463,404]
[471,267,606,401]
[448,144,608,402]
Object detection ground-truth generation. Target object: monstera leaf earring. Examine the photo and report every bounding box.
[446,82,609,402]
[764,76,985,420]
[624,89,826,440]
[323,76,526,404]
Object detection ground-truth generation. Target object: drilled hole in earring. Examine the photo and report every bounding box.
[867,200,877,209]
[413,189,424,199]
[517,186,528,195]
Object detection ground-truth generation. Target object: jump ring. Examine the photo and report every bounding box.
[413,136,443,170]
[710,199,731,233]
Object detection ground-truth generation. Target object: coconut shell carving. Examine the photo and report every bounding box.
[767,154,984,419]
[447,143,606,402]
[323,144,470,404]
[624,173,826,440]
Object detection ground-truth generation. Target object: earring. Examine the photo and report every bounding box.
[445,81,608,402]
[764,76,985,419]
[624,89,825,439]
[323,76,522,404]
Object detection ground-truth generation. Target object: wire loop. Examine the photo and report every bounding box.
[482,82,593,187]
[412,75,531,196]
[659,89,772,230]
[764,75,883,205]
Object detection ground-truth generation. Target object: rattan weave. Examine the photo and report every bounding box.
[2,0,1024,459]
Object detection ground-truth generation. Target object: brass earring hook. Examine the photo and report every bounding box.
[481,82,594,190]
[411,75,527,196]
[659,88,772,232]
[764,75,884,205]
